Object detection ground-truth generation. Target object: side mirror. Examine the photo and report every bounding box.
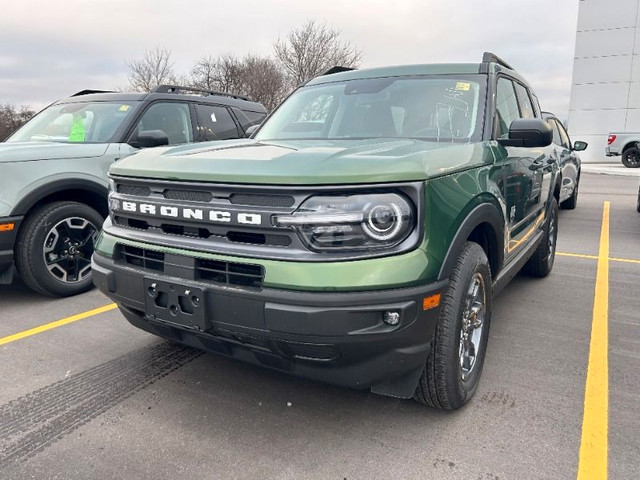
[499,118,553,148]
[573,140,588,151]
[130,130,169,148]
[245,124,260,138]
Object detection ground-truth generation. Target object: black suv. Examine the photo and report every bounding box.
[0,86,267,296]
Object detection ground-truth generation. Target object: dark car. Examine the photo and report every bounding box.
[542,112,587,209]
[0,85,267,296]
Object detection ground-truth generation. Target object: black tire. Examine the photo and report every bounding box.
[637,185,640,213]
[622,147,640,168]
[524,197,558,278]
[414,242,492,410]
[560,176,579,210]
[15,201,103,297]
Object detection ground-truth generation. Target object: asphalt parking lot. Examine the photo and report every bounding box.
[0,172,638,480]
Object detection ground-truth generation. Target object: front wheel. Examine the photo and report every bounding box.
[414,242,492,410]
[622,147,640,168]
[15,202,103,297]
[560,177,579,210]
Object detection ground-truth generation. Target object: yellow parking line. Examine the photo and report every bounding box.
[557,252,640,265]
[609,256,640,265]
[577,201,609,480]
[0,303,117,347]
[557,252,599,261]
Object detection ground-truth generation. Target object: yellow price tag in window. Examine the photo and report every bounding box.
[455,82,471,91]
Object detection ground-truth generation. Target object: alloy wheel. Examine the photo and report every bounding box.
[459,273,486,381]
[42,217,98,283]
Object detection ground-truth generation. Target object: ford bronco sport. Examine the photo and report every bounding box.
[92,53,559,409]
[0,86,266,296]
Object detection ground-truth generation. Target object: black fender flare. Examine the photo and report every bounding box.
[11,178,108,216]
[437,202,505,281]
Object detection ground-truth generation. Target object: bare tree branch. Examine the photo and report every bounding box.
[127,47,176,92]
[189,54,287,111]
[274,20,362,88]
[0,104,35,140]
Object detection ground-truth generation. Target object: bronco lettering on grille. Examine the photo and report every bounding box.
[113,200,263,226]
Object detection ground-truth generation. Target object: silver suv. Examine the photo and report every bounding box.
[0,86,266,296]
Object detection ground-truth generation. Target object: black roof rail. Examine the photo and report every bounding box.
[151,84,252,102]
[481,52,514,71]
[321,66,355,76]
[71,89,114,97]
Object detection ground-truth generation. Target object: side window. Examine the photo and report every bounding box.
[549,119,562,146]
[531,93,542,117]
[556,120,571,149]
[495,78,520,138]
[514,83,535,119]
[132,102,193,145]
[233,108,267,132]
[195,104,239,141]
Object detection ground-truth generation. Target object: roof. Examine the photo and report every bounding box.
[305,55,531,89]
[305,63,485,86]
[55,89,266,112]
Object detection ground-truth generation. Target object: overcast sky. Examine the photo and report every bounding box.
[1,0,579,118]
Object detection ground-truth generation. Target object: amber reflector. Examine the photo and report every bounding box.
[422,293,441,310]
[0,223,14,232]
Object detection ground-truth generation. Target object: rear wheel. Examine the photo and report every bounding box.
[414,242,492,410]
[524,197,558,277]
[622,147,640,168]
[15,202,103,297]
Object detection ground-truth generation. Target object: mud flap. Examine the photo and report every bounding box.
[0,266,13,285]
[370,365,425,399]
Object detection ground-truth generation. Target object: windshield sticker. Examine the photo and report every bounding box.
[455,82,471,91]
[68,116,86,142]
[210,113,217,123]
[118,104,130,112]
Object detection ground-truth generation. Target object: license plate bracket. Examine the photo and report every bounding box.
[144,278,207,331]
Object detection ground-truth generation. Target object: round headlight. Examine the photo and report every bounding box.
[363,202,405,241]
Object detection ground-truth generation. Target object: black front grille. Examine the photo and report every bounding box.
[164,189,213,202]
[117,184,151,196]
[196,258,264,288]
[115,244,264,289]
[118,245,164,272]
[230,193,295,207]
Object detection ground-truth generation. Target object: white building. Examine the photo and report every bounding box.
[568,0,640,163]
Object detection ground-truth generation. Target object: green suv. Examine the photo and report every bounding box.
[0,86,266,296]
[92,53,559,409]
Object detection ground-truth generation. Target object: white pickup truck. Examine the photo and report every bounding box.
[606,133,640,167]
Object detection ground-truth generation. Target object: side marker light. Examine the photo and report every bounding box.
[423,294,441,311]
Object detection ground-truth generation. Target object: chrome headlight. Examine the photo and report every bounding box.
[273,193,414,251]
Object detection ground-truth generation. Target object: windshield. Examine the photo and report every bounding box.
[7,101,140,144]
[256,75,486,143]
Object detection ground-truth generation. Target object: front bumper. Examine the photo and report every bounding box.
[0,216,22,283]
[92,252,447,398]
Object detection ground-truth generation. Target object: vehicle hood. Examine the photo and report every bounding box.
[110,138,494,185]
[0,142,109,163]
